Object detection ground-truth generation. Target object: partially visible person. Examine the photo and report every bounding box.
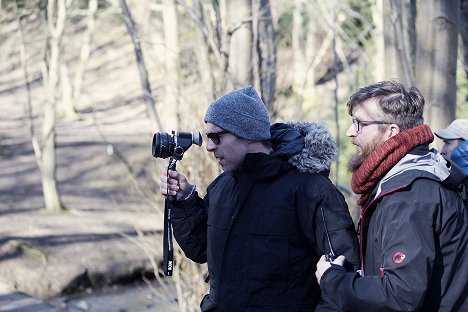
[435,119,468,174]
[315,81,468,312]
[451,140,468,173]
[160,86,360,311]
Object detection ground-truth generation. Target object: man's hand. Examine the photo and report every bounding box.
[315,255,345,285]
[159,167,193,200]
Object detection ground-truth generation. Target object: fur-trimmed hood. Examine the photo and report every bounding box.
[270,122,337,174]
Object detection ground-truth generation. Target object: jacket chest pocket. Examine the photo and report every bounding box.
[244,208,295,235]
[240,209,294,302]
[207,198,237,230]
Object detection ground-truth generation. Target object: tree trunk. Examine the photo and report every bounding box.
[373,0,385,81]
[460,0,468,76]
[40,0,67,212]
[406,0,417,76]
[292,0,306,100]
[254,0,276,108]
[59,62,79,120]
[226,0,253,87]
[415,0,460,130]
[382,0,414,86]
[193,0,216,103]
[120,0,162,131]
[162,0,181,129]
[72,0,98,113]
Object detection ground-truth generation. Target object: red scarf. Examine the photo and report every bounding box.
[351,124,434,206]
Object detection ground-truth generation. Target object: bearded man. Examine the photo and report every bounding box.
[315,80,468,312]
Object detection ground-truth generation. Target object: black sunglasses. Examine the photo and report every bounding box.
[206,130,229,145]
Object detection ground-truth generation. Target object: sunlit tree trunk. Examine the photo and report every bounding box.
[120,0,161,130]
[226,0,253,87]
[57,0,98,121]
[415,0,460,129]
[193,0,216,103]
[40,0,67,212]
[292,0,307,103]
[72,0,98,113]
[406,0,417,76]
[59,62,79,120]
[162,0,181,128]
[380,0,414,86]
[373,0,385,81]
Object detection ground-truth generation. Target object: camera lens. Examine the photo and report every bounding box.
[152,131,203,159]
[152,132,173,158]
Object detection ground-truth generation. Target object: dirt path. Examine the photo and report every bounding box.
[0,97,170,301]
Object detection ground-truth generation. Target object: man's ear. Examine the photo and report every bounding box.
[388,124,400,138]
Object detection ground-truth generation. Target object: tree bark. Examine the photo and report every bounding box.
[254,0,276,108]
[383,0,414,86]
[72,0,98,113]
[460,0,468,76]
[59,62,79,120]
[193,0,216,103]
[226,0,253,87]
[40,0,67,212]
[162,0,181,129]
[120,0,162,131]
[292,0,306,97]
[415,0,460,129]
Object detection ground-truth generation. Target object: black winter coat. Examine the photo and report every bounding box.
[320,146,468,312]
[171,122,360,312]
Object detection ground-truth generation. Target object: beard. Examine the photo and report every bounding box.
[348,134,385,172]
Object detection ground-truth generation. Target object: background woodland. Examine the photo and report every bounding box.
[0,0,467,310]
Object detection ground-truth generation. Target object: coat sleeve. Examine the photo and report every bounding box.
[171,192,208,263]
[298,177,360,271]
[319,189,440,312]
[297,177,360,312]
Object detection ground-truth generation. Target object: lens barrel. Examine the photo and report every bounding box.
[152,132,174,159]
[152,131,203,159]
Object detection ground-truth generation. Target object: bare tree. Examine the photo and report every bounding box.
[120,0,162,130]
[415,0,460,130]
[292,0,308,115]
[253,0,276,107]
[14,0,34,141]
[162,0,181,129]
[39,0,68,212]
[226,0,254,87]
[192,0,217,103]
[460,0,468,77]
[382,0,414,86]
[72,0,98,114]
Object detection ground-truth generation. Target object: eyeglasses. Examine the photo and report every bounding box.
[352,117,392,133]
[206,130,229,145]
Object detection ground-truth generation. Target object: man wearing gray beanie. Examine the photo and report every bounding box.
[204,85,271,142]
[160,86,359,311]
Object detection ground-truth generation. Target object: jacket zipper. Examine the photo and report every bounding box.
[359,185,407,275]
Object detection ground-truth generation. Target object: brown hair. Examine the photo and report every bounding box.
[347,80,425,131]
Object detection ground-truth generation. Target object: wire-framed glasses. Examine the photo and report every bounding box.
[352,117,392,133]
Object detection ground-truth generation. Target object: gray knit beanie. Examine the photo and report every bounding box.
[204,86,271,141]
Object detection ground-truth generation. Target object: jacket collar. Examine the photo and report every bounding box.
[374,147,453,199]
[270,122,337,175]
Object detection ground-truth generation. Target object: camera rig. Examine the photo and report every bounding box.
[152,131,203,276]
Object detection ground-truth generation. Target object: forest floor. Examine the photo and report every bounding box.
[0,5,181,309]
[0,96,180,310]
[0,6,209,310]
